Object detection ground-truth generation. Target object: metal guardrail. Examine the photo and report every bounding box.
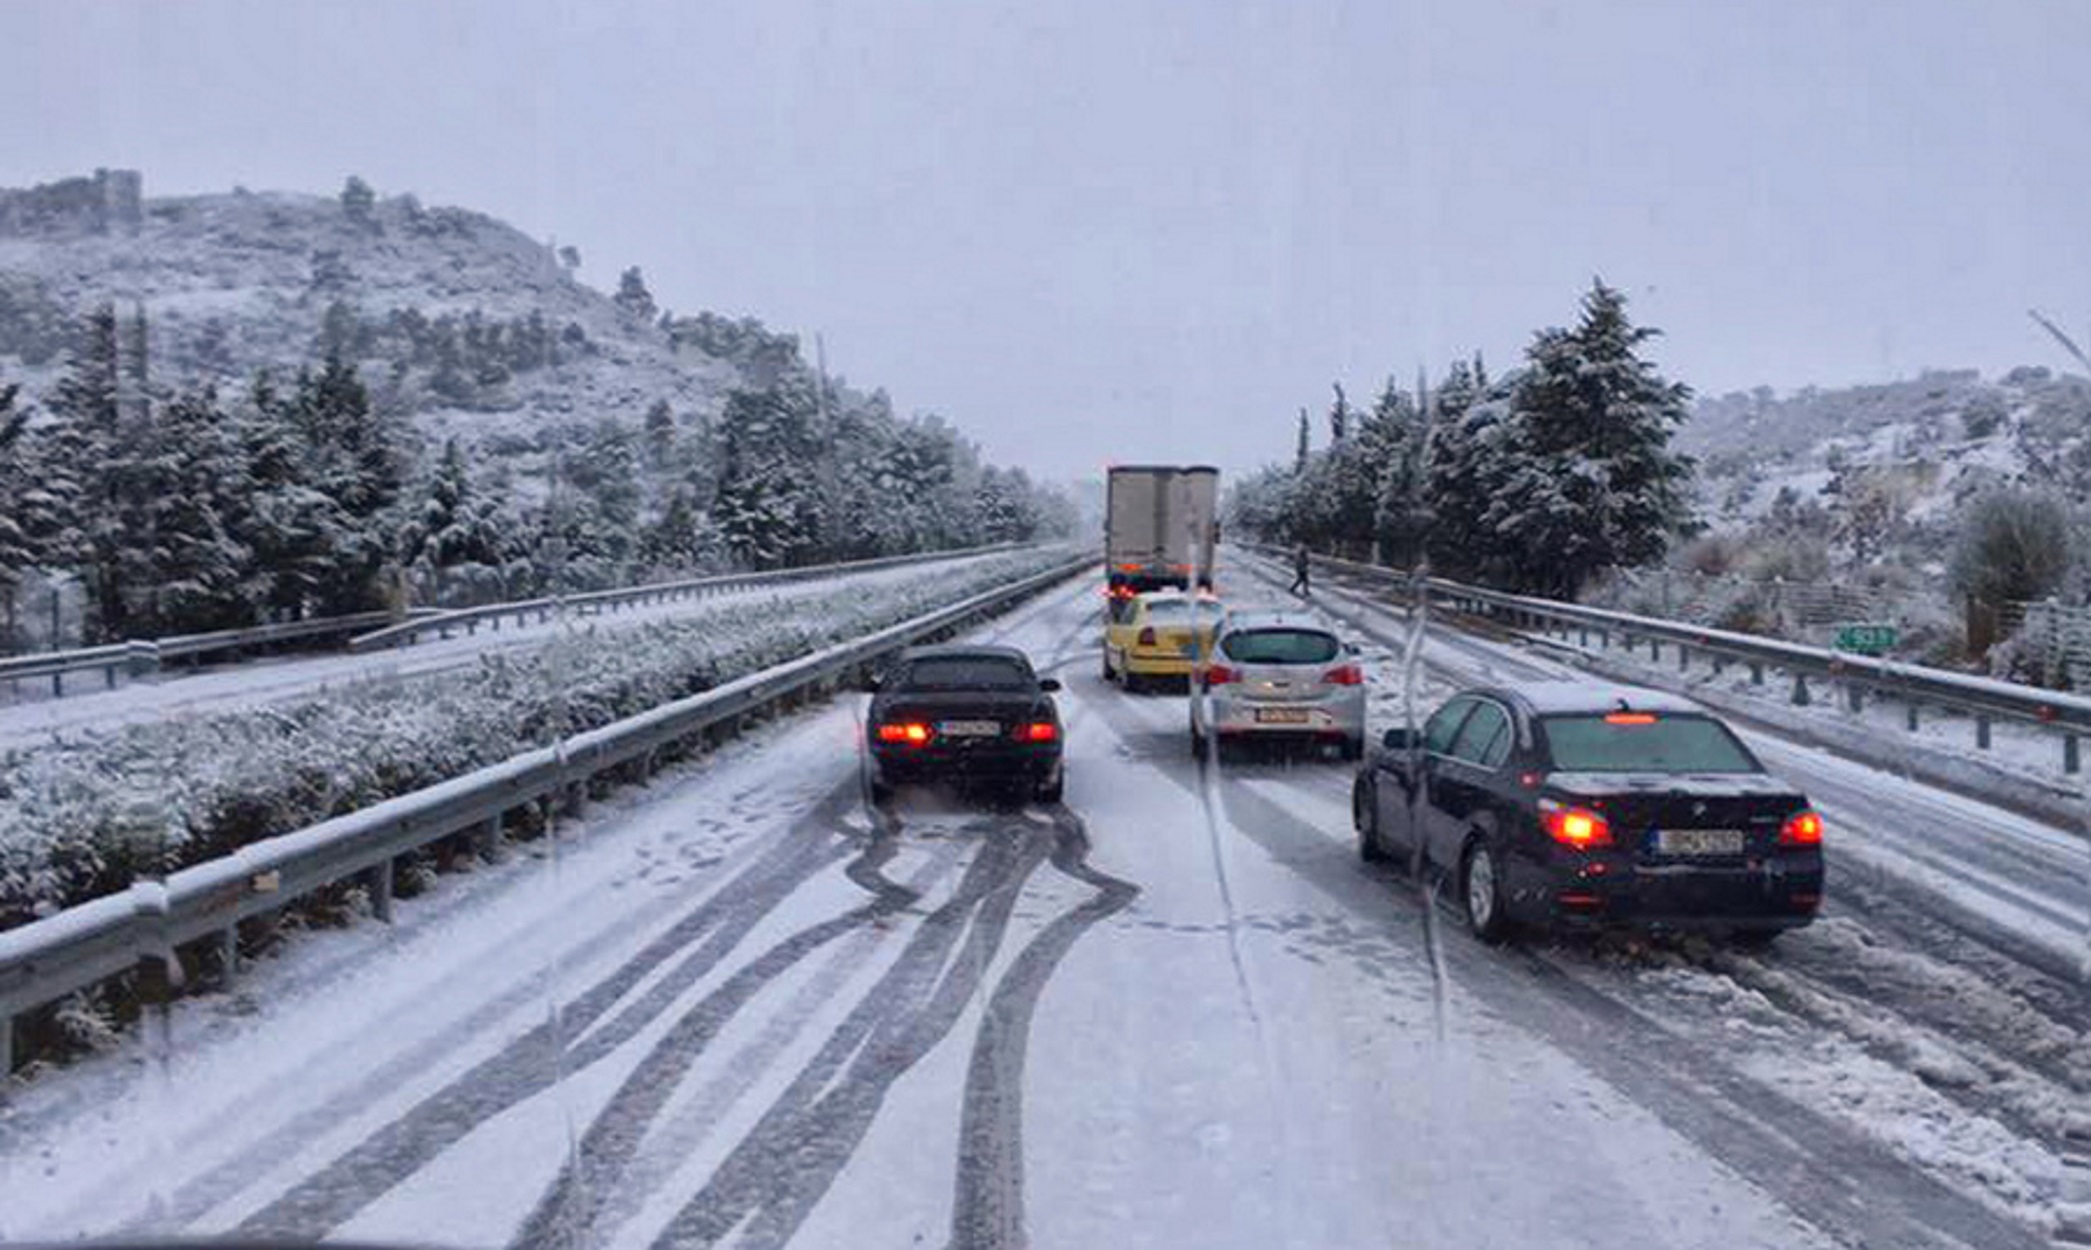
[0,554,1094,1074]
[1249,544,2089,774]
[347,543,1030,652]
[0,611,418,698]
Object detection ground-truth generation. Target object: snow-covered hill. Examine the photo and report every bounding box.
[1681,367,2091,572]
[0,169,748,459]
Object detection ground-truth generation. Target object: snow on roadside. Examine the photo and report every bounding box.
[0,548,1076,927]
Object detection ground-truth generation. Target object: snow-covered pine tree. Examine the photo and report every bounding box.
[1423,359,1515,583]
[142,386,254,632]
[1481,280,1696,598]
[643,399,675,471]
[236,371,354,620]
[614,266,658,323]
[46,305,148,641]
[711,374,827,569]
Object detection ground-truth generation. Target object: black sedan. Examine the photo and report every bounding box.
[1353,680,1824,945]
[862,644,1066,804]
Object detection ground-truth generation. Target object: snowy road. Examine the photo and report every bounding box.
[0,551,1026,752]
[2,567,2074,1249]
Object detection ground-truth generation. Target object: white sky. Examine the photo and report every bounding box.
[3,0,2088,480]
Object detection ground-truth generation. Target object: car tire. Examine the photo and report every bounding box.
[868,775,895,806]
[1340,735,1365,762]
[1461,839,1511,944]
[1354,778,1386,863]
[1035,766,1065,804]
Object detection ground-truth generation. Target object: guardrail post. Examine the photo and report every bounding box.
[368,858,394,923]
[2064,733,2080,775]
[218,926,239,985]
[1791,674,1810,706]
[51,669,62,697]
[478,812,503,859]
[1906,701,1920,732]
[1712,655,1727,676]
[1975,714,1992,750]
[466,619,478,637]
[2057,1114,2091,1247]
[1749,661,1764,686]
[1845,683,1864,713]
[1649,638,1662,664]
[1678,645,1690,672]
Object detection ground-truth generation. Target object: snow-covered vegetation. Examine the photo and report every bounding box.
[0,170,1075,649]
[1230,279,1696,599]
[0,546,1071,930]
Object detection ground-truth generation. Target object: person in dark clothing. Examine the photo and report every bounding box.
[1289,544,1311,597]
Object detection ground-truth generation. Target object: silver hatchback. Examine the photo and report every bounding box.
[1189,612,1366,759]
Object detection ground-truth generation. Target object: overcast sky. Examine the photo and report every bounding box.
[4,0,2088,481]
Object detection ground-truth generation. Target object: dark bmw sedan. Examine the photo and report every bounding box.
[1353,681,1824,945]
[863,644,1066,804]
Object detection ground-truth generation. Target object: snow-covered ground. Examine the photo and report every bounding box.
[4,565,2071,1248]
[0,549,1023,752]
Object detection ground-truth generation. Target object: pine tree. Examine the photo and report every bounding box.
[614,266,657,322]
[711,375,826,568]
[0,382,36,629]
[643,399,675,470]
[235,372,349,620]
[46,305,147,640]
[1328,382,1350,443]
[340,175,375,225]
[142,386,254,631]
[1295,408,1311,473]
[1480,280,1696,598]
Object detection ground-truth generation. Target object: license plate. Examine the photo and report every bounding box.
[1254,708,1311,725]
[1655,828,1746,856]
[940,720,1001,737]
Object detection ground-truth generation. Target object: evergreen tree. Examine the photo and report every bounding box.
[711,375,826,568]
[1294,407,1311,473]
[46,305,147,640]
[340,175,375,225]
[142,386,254,631]
[235,372,351,620]
[643,399,675,470]
[0,382,36,623]
[1328,382,1350,443]
[1480,280,1696,597]
[614,266,657,322]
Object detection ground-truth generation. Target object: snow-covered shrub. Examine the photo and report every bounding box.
[0,549,1069,929]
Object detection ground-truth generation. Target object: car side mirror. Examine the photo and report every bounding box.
[861,674,881,694]
[1038,677,1062,693]
[1380,727,1412,750]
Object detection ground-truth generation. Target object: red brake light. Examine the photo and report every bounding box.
[1779,810,1824,847]
[1138,627,1157,646]
[1204,664,1241,686]
[1116,563,1143,573]
[1604,712,1658,725]
[1540,799,1613,850]
[876,722,931,746]
[1019,721,1058,743]
[1322,664,1363,686]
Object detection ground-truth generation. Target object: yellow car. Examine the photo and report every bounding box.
[1103,590,1220,691]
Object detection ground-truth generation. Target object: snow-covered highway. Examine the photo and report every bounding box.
[0,567,2078,1250]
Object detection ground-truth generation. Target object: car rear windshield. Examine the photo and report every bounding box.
[1220,628,1340,665]
[1539,714,1759,774]
[1142,599,1194,620]
[899,658,1034,690]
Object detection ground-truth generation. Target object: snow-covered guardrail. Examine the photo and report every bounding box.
[1250,544,2089,775]
[0,553,1094,1074]
[346,542,1029,652]
[0,611,413,697]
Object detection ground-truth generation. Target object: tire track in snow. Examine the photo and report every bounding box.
[511,812,976,1250]
[640,818,1053,1250]
[235,780,864,1239]
[944,807,1139,1250]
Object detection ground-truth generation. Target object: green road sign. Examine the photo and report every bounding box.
[1833,623,1898,655]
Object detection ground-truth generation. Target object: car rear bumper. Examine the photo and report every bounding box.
[1508,855,1824,932]
[1202,691,1365,738]
[870,743,1062,784]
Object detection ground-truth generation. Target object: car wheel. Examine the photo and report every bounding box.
[868,775,895,806]
[1340,735,1365,762]
[1461,839,1511,944]
[1354,778,1386,863]
[1035,766,1065,804]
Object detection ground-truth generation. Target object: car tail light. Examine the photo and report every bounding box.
[1604,712,1658,725]
[1779,810,1824,847]
[876,722,931,746]
[1539,798,1613,849]
[1204,664,1241,686]
[1322,664,1363,686]
[1018,721,1058,743]
[1138,627,1157,646]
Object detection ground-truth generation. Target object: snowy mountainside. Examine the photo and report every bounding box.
[1681,367,2091,562]
[0,170,752,458]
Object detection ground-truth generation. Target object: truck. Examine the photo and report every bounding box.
[1104,465,1221,603]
